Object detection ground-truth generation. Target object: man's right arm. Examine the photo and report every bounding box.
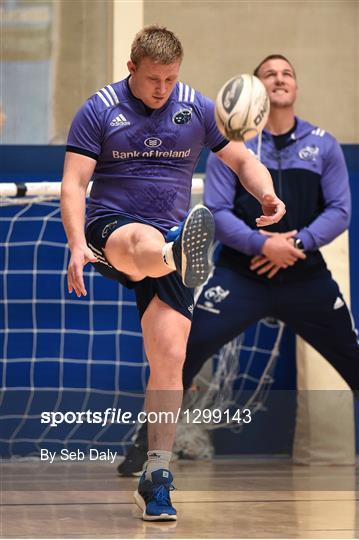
[60,152,97,297]
[204,152,267,255]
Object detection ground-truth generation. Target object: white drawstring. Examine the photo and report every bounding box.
[256,131,263,161]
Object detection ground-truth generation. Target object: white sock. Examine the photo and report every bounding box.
[145,450,172,479]
[162,242,175,270]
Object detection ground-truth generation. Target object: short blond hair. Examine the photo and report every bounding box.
[130,25,183,65]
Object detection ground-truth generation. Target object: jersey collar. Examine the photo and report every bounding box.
[124,76,175,116]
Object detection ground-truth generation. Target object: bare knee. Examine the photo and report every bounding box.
[104,223,164,279]
[142,297,191,388]
[157,345,186,372]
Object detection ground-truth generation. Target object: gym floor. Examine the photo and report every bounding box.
[1,458,358,539]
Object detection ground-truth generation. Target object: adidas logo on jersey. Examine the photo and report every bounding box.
[110,113,130,127]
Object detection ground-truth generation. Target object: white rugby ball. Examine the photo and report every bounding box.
[215,74,270,141]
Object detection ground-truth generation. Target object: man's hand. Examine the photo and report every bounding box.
[256,194,286,227]
[250,255,282,279]
[250,230,306,278]
[67,245,98,297]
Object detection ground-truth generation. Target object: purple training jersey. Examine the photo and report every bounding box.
[67,77,228,232]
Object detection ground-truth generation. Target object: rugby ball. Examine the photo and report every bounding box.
[215,74,270,141]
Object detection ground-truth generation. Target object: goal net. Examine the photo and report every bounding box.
[0,181,287,459]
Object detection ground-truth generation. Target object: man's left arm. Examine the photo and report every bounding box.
[216,140,286,227]
[295,138,351,250]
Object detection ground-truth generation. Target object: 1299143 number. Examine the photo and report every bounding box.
[182,408,252,424]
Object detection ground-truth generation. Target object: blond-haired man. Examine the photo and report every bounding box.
[61,28,285,521]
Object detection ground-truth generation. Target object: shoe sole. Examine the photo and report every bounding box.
[134,490,177,521]
[181,204,215,288]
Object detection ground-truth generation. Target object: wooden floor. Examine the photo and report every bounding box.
[1,458,358,539]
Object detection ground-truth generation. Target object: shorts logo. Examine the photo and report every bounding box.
[204,286,230,305]
[197,286,230,314]
[101,220,118,239]
[187,304,194,314]
[172,107,192,125]
[144,137,162,148]
[298,145,319,161]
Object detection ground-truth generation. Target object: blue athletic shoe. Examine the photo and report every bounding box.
[134,469,177,521]
[167,204,214,288]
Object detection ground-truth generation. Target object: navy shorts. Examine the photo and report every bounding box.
[85,215,194,321]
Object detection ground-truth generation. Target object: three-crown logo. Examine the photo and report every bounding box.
[144,137,162,148]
